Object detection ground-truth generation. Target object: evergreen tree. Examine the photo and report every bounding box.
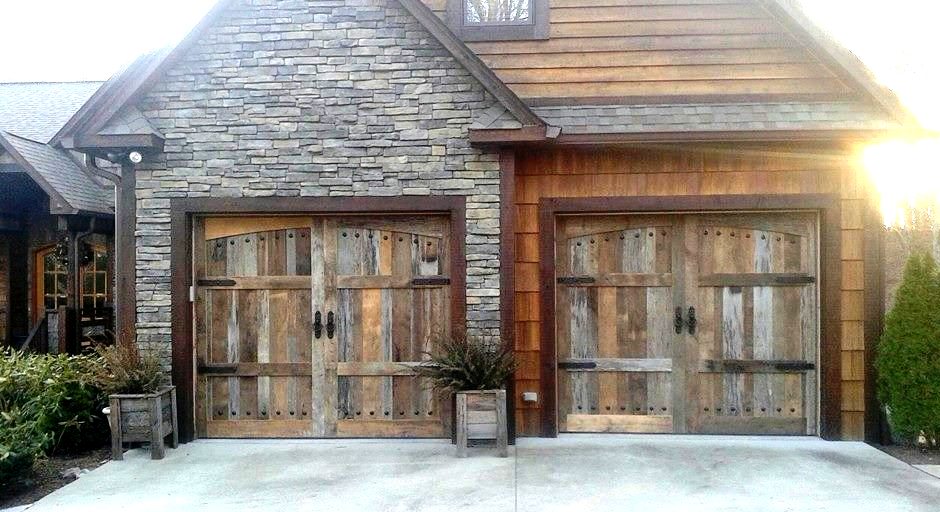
[876,251,940,443]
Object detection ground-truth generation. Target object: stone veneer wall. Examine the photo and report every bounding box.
[132,0,504,363]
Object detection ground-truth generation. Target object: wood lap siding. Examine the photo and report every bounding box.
[512,146,869,439]
[421,0,851,102]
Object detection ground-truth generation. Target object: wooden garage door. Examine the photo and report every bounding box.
[193,216,451,439]
[555,213,818,435]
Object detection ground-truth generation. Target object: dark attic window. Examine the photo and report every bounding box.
[447,0,549,41]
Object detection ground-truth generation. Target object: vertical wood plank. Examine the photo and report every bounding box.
[753,230,774,418]
[646,287,672,415]
[456,393,468,458]
[227,291,239,419]
[322,219,338,435]
[721,286,744,416]
[257,290,271,419]
[310,219,328,434]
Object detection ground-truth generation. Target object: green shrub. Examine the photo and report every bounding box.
[0,406,48,484]
[0,349,109,484]
[415,337,516,393]
[876,251,940,443]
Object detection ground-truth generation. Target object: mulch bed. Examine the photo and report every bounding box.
[876,443,940,466]
[0,447,110,509]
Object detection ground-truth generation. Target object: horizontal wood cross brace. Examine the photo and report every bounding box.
[197,363,311,376]
[696,417,807,435]
[558,358,673,372]
[197,276,311,289]
[699,359,815,373]
[698,273,815,287]
[556,273,674,287]
[336,362,422,376]
[336,275,450,289]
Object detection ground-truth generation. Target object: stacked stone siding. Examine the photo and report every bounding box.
[133,0,505,361]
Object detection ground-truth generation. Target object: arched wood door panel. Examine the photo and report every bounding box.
[690,213,818,435]
[195,226,313,438]
[555,216,678,433]
[331,217,451,438]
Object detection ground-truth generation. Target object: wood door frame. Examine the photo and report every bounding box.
[171,196,467,443]
[538,194,842,440]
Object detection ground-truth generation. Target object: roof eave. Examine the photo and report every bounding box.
[73,133,165,152]
[394,0,544,127]
[0,132,77,214]
[760,0,922,128]
[470,127,919,146]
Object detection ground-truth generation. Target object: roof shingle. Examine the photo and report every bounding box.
[532,101,899,135]
[0,82,103,143]
[0,132,113,214]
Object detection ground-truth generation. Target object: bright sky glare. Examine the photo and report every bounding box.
[0,0,938,128]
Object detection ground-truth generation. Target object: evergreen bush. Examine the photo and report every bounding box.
[876,251,940,444]
[0,350,108,485]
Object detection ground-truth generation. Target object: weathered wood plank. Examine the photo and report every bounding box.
[699,359,815,373]
[721,286,744,416]
[557,273,674,287]
[697,416,806,435]
[198,362,313,376]
[337,362,422,376]
[698,273,815,287]
[558,358,672,372]
[566,414,673,433]
[336,419,444,438]
[336,275,450,289]
[206,420,313,438]
[197,276,311,289]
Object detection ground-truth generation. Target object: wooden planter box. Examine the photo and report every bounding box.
[455,390,508,457]
[108,386,178,460]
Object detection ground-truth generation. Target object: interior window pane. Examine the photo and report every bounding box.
[44,274,54,295]
[56,274,67,295]
[95,272,106,293]
[83,272,95,293]
[465,0,530,23]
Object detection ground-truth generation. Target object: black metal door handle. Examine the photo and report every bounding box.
[326,312,335,339]
[314,311,322,339]
[674,307,684,334]
[687,306,697,335]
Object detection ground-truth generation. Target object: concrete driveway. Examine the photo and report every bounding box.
[21,436,940,512]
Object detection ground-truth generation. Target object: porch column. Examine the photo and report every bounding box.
[115,161,136,347]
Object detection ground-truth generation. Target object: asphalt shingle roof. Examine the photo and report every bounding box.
[0,132,113,214]
[0,82,103,143]
[531,101,899,135]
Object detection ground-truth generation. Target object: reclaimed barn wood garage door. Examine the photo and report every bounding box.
[555,213,818,435]
[193,216,451,438]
